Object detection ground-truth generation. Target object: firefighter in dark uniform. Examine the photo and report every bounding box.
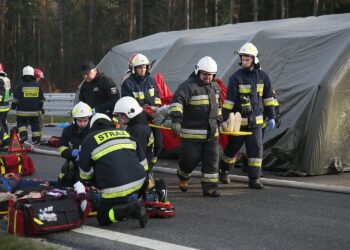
[169,56,222,197]
[11,66,45,143]
[219,43,276,189]
[57,102,92,187]
[79,60,120,116]
[0,63,11,148]
[121,54,162,168]
[79,113,149,227]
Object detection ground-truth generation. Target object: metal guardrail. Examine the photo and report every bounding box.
[9,93,76,116]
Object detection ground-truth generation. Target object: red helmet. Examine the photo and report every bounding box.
[128,53,137,69]
[34,68,44,79]
[0,63,5,74]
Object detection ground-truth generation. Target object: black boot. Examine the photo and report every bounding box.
[128,198,148,228]
[154,179,167,202]
[219,170,230,184]
[203,188,220,197]
[248,178,264,189]
[179,179,189,192]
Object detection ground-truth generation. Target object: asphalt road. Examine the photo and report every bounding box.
[0,126,349,249]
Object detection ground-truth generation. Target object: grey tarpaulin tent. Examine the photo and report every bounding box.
[95,13,350,176]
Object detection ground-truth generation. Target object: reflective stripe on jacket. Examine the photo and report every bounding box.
[121,74,161,106]
[169,74,222,141]
[223,68,275,127]
[79,127,147,198]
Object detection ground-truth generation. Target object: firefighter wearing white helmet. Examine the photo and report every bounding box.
[57,101,92,187]
[11,65,44,144]
[194,56,218,75]
[169,56,222,197]
[114,96,155,186]
[113,96,143,119]
[219,43,276,189]
[121,53,163,169]
[0,63,11,149]
[79,112,149,227]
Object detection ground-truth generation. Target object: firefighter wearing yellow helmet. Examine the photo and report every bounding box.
[57,102,93,187]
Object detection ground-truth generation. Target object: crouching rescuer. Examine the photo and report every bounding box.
[169,56,222,197]
[79,113,149,227]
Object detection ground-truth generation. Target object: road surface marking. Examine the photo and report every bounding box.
[73,225,198,250]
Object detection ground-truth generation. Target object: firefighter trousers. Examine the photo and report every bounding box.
[177,139,219,191]
[151,127,163,165]
[16,116,41,143]
[220,126,263,179]
[0,112,8,143]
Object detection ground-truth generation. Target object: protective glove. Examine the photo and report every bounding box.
[241,104,252,116]
[171,122,181,137]
[240,96,252,116]
[266,119,276,129]
[72,149,79,157]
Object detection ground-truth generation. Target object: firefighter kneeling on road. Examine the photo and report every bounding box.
[79,113,149,227]
[11,66,45,144]
[57,102,92,187]
[169,56,222,197]
[219,43,276,189]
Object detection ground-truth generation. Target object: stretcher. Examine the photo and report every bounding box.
[149,124,252,136]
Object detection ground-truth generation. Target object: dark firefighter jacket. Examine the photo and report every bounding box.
[222,68,276,127]
[121,74,161,107]
[169,73,222,142]
[0,76,11,113]
[12,80,44,117]
[79,72,120,115]
[58,124,90,161]
[126,112,154,165]
[79,121,148,199]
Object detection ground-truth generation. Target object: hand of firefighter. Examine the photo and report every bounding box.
[267,119,276,129]
[72,149,79,161]
[171,121,181,137]
[220,121,229,132]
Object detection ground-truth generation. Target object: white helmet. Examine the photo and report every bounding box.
[238,43,259,64]
[194,56,218,75]
[22,66,34,76]
[131,54,150,73]
[72,102,93,119]
[90,113,112,128]
[114,96,143,119]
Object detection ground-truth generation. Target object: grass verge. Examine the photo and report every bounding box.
[0,232,62,250]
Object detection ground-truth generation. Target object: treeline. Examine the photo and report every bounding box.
[0,0,349,92]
